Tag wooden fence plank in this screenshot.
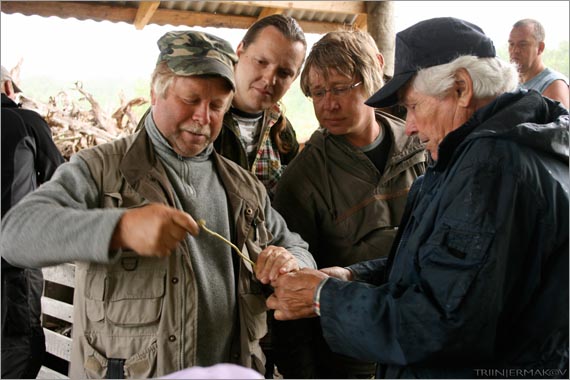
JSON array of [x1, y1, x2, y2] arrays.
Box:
[[37, 365, 69, 379], [40, 263, 75, 378], [43, 328, 72, 362], [42, 263, 75, 287], [41, 297, 73, 323]]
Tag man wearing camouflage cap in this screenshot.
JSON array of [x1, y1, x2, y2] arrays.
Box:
[[1, 30, 315, 379]]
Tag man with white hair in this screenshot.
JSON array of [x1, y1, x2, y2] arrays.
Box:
[[267, 17, 569, 378]]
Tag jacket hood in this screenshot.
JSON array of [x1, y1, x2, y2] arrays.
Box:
[[1, 93, 17, 107], [437, 90, 569, 169]]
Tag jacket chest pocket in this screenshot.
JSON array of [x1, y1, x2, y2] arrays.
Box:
[[247, 208, 273, 246], [107, 270, 165, 326], [84, 267, 166, 326]]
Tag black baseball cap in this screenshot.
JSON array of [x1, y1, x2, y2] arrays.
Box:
[[366, 17, 496, 108]]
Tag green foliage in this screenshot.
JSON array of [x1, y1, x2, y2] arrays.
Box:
[[544, 40, 570, 78], [281, 77, 319, 143]]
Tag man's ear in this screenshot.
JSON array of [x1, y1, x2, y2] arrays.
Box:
[[2, 80, 15, 99], [454, 68, 474, 108], [150, 87, 157, 105], [236, 42, 245, 58], [537, 41, 545, 55]]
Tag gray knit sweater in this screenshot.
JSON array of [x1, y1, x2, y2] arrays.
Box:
[[146, 115, 236, 366]]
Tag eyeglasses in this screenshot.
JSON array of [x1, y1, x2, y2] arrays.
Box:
[[309, 81, 363, 101]]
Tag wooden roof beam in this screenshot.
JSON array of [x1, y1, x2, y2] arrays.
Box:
[[257, 7, 284, 21], [219, 1, 365, 15], [353, 13, 368, 31], [149, 7, 256, 30], [133, 1, 160, 30], [1, 1, 138, 24], [149, 8, 341, 34], [0, 1, 363, 34]]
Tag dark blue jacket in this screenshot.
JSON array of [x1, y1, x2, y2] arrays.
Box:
[[319, 90, 569, 378], [1, 94, 65, 216]]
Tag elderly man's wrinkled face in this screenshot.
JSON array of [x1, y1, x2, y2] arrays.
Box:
[[400, 84, 463, 161], [151, 76, 233, 157]]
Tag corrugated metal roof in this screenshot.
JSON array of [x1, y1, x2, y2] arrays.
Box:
[[1, 1, 368, 33], [150, 1, 361, 24]]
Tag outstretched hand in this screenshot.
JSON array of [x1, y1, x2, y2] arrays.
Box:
[[110, 203, 199, 257], [319, 266, 353, 281]]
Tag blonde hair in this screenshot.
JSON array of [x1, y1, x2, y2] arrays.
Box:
[[300, 29, 384, 98], [151, 62, 177, 99]]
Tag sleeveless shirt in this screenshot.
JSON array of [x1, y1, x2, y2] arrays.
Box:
[[521, 67, 569, 94]]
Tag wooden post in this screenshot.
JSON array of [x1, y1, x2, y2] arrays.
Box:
[[366, 1, 395, 77]]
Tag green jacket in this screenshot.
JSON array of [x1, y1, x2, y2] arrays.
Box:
[[214, 103, 299, 198], [271, 110, 427, 379], [273, 111, 427, 268]]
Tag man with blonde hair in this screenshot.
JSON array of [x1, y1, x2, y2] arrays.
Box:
[[271, 29, 426, 379]]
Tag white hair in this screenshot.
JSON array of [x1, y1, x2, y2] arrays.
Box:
[[151, 61, 177, 99], [412, 56, 519, 99]]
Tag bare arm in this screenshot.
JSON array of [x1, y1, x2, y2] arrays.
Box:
[[542, 79, 569, 109]]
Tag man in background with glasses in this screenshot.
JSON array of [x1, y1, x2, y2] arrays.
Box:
[[271, 30, 427, 379]]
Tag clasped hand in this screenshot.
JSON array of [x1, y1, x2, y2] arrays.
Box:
[[110, 204, 352, 321], [266, 266, 353, 320]]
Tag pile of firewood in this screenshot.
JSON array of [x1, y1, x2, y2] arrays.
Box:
[[19, 81, 148, 160]]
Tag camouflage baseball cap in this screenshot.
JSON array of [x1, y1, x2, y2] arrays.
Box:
[[157, 30, 237, 90]]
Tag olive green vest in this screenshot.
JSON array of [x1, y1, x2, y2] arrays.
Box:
[[69, 128, 269, 378]]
